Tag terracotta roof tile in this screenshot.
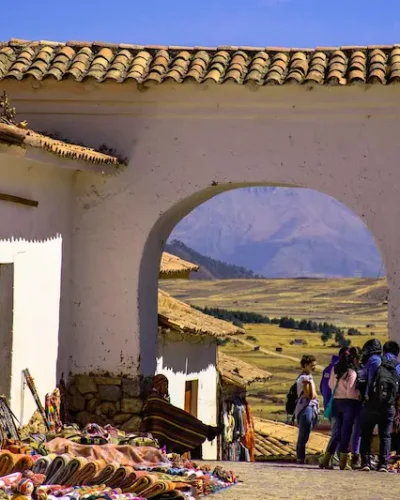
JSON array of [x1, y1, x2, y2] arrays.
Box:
[[2, 39, 400, 86], [254, 418, 329, 461]]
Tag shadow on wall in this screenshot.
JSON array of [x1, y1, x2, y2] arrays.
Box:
[[158, 337, 217, 375]]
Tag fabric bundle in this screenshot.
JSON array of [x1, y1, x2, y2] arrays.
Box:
[[67, 459, 106, 486], [0, 451, 18, 476], [13, 455, 34, 473], [88, 464, 117, 486], [127, 474, 157, 495], [45, 438, 170, 468], [61, 457, 89, 486], [120, 470, 149, 491], [106, 466, 129, 489], [141, 394, 210, 453], [45, 454, 71, 484], [140, 479, 176, 499], [33, 456, 53, 475]]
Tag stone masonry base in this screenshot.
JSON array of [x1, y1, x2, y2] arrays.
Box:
[[67, 375, 147, 432]]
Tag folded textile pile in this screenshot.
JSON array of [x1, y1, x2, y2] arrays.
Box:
[[45, 439, 170, 469]]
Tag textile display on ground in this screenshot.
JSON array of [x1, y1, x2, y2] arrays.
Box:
[[0, 438, 238, 500], [0, 376, 238, 500]]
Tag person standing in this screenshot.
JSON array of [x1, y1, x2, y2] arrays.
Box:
[[359, 339, 399, 472], [295, 354, 319, 464], [383, 342, 400, 458], [319, 348, 360, 470], [320, 354, 339, 410]]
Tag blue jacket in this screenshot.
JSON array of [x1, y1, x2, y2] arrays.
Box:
[[320, 355, 339, 408], [359, 353, 400, 396]]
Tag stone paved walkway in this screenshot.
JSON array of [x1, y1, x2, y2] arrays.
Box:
[[212, 462, 398, 499]]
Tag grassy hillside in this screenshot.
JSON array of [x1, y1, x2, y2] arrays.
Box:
[[165, 240, 260, 279], [160, 278, 388, 420]]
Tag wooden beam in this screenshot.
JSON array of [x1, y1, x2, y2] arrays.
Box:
[[0, 193, 38, 207]]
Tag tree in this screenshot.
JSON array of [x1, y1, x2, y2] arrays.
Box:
[[321, 331, 332, 343]]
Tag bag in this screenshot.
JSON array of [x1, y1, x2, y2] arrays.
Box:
[[323, 381, 338, 420], [286, 378, 300, 415], [369, 357, 399, 408]]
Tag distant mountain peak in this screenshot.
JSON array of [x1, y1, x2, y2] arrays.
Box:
[[168, 187, 383, 279]]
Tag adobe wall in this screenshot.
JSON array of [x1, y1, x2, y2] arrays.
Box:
[[1, 80, 398, 385], [157, 331, 218, 459], [0, 154, 74, 422]]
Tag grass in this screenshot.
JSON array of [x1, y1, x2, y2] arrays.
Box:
[[160, 278, 389, 420]]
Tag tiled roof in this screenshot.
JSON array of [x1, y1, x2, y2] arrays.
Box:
[[254, 418, 329, 460], [1, 39, 400, 86], [158, 289, 244, 337], [0, 92, 124, 166], [159, 252, 199, 279]]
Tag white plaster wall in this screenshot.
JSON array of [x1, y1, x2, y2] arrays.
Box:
[[3, 81, 400, 380], [156, 335, 218, 460], [0, 156, 73, 423]]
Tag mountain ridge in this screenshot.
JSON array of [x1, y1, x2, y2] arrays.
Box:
[[168, 187, 383, 278]]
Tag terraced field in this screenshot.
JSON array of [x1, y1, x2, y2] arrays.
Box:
[[160, 278, 388, 419]]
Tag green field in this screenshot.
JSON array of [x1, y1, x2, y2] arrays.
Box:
[[161, 278, 389, 420]]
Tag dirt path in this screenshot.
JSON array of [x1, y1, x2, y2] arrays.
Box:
[[240, 339, 323, 370], [213, 462, 398, 499]]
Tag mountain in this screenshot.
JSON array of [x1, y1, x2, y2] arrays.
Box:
[[168, 187, 384, 278], [165, 240, 259, 279]]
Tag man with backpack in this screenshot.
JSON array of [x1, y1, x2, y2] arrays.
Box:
[[286, 354, 319, 464], [358, 339, 400, 472]]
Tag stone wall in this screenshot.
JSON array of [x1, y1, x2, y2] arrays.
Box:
[[67, 375, 146, 432]]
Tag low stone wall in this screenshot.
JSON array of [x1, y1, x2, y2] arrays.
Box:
[[67, 375, 146, 432]]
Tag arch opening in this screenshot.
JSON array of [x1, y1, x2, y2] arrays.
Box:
[[140, 183, 388, 462]]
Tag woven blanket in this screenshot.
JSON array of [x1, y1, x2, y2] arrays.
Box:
[[12, 455, 34, 473], [0, 451, 34, 475], [32, 456, 53, 475], [142, 393, 209, 453], [45, 438, 170, 467], [120, 470, 149, 491], [67, 459, 106, 485], [140, 479, 176, 499], [88, 464, 117, 486], [45, 454, 71, 484], [61, 457, 88, 486], [106, 466, 129, 488]]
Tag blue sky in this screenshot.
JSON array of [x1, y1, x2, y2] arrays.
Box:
[[3, 0, 400, 47]]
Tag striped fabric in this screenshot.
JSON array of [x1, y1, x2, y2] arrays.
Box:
[[142, 393, 210, 454]]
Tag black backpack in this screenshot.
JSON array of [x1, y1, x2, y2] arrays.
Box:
[[369, 357, 399, 408], [286, 378, 300, 415]]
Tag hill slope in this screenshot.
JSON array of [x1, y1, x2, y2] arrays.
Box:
[[165, 240, 259, 279], [169, 187, 383, 278]]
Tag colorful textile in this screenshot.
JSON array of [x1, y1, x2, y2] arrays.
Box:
[[88, 464, 117, 486], [45, 439, 170, 468], [33, 456, 53, 475], [46, 455, 72, 484], [141, 393, 210, 453], [67, 459, 106, 486], [241, 402, 255, 462], [45, 389, 62, 433]]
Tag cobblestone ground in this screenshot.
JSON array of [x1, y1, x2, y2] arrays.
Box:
[[212, 462, 398, 499]]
